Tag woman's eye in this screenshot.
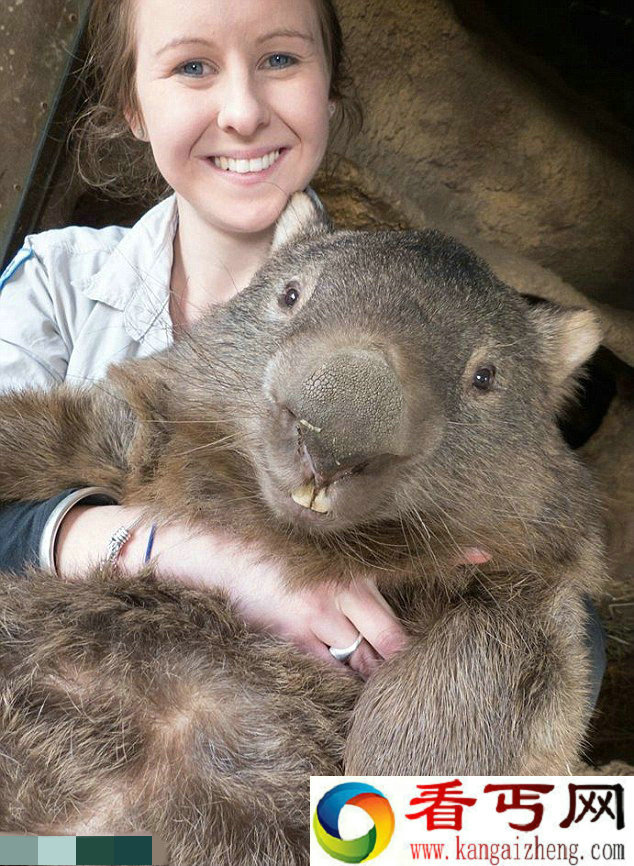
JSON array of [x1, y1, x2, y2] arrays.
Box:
[[265, 53, 296, 70], [178, 60, 207, 77]]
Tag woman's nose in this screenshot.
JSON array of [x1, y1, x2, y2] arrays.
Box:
[[216, 69, 270, 137]]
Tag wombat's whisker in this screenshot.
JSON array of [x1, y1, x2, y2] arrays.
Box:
[[396, 493, 449, 576], [348, 528, 412, 572], [397, 494, 433, 543], [173, 435, 246, 458], [396, 510, 417, 564], [354, 529, 413, 557], [398, 505, 433, 551], [218, 494, 264, 507], [162, 335, 258, 403], [495, 505, 579, 533], [446, 419, 525, 429], [137, 418, 243, 425], [430, 481, 536, 547], [329, 531, 377, 571], [409, 473, 478, 543]]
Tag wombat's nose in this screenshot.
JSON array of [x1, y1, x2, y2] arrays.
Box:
[[282, 348, 405, 477]]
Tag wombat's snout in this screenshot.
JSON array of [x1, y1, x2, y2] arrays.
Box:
[[273, 347, 405, 489]]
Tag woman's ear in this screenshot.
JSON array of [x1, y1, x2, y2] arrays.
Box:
[[124, 106, 147, 141], [271, 190, 332, 252]]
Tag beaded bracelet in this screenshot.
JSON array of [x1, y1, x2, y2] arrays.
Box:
[[105, 516, 143, 562], [106, 519, 158, 566]]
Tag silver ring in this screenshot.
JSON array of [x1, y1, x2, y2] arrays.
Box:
[[328, 632, 363, 663]]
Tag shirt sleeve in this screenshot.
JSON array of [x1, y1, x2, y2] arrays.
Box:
[[0, 493, 76, 573], [0, 241, 70, 391], [0, 490, 118, 575]]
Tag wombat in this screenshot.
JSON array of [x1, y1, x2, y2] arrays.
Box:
[[0, 193, 605, 865]]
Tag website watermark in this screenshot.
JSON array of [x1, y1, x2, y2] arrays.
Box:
[[310, 776, 630, 865]]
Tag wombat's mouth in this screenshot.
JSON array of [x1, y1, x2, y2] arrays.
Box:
[[290, 478, 332, 514], [256, 451, 399, 535], [255, 463, 350, 532], [289, 456, 369, 515], [277, 476, 341, 528]]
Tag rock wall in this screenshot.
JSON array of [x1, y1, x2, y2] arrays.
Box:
[[0, 0, 88, 263], [333, 0, 634, 308]]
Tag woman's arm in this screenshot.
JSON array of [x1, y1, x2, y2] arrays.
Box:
[[0, 242, 69, 391], [0, 490, 118, 573], [0, 247, 97, 574], [55, 503, 408, 679]]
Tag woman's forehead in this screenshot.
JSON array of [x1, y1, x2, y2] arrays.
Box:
[[131, 0, 321, 53]]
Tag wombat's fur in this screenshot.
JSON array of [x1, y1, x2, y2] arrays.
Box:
[[0, 194, 605, 864]]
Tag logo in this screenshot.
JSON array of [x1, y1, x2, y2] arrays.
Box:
[[313, 781, 395, 862]]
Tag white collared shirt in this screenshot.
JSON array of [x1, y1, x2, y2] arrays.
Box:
[[0, 194, 179, 391]]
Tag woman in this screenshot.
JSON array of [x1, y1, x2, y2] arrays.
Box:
[[0, 0, 408, 679]]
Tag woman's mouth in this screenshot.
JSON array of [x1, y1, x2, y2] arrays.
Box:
[[211, 148, 284, 175]]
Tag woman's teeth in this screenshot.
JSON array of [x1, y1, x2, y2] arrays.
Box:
[[213, 149, 281, 174]]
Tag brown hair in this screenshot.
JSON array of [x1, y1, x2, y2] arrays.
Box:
[[73, 0, 362, 202]]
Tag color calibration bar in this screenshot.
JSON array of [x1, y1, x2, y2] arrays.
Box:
[[0, 835, 167, 865]]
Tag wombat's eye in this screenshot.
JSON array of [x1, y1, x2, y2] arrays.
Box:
[[279, 280, 301, 308], [473, 365, 496, 391]]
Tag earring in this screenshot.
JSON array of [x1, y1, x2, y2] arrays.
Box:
[[328, 102, 336, 117], [136, 124, 146, 140]]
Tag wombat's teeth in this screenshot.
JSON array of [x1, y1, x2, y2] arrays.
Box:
[[311, 487, 331, 513], [291, 482, 315, 509], [290, 481, 331, 513]]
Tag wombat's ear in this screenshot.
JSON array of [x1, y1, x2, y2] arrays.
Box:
[[271, 189, 332, 252], [528, 303, 602, 391]]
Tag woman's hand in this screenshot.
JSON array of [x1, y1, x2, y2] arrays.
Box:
[[54, 504, 408, 679], [141, 515, 409, 680], [219, 566, 409, 680]]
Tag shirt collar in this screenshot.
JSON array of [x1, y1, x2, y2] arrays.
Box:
[[83, 194, 178, 341], [82, 186, 324, 342]]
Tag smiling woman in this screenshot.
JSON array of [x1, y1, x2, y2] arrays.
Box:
[[74, 0, 360, 203], [128, 0, 332, 247]]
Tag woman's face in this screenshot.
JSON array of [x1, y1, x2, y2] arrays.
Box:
[[129, 0, 332, 237]]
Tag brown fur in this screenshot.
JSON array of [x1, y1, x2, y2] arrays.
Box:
[[0, 193, 606, 863]]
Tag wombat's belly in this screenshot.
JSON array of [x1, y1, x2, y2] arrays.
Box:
[[0, 567, 354, 859]]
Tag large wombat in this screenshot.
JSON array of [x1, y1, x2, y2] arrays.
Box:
[[0, 194, 605, 864]]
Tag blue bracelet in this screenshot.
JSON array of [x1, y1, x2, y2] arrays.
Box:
[[144, 523, 158, 564]]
